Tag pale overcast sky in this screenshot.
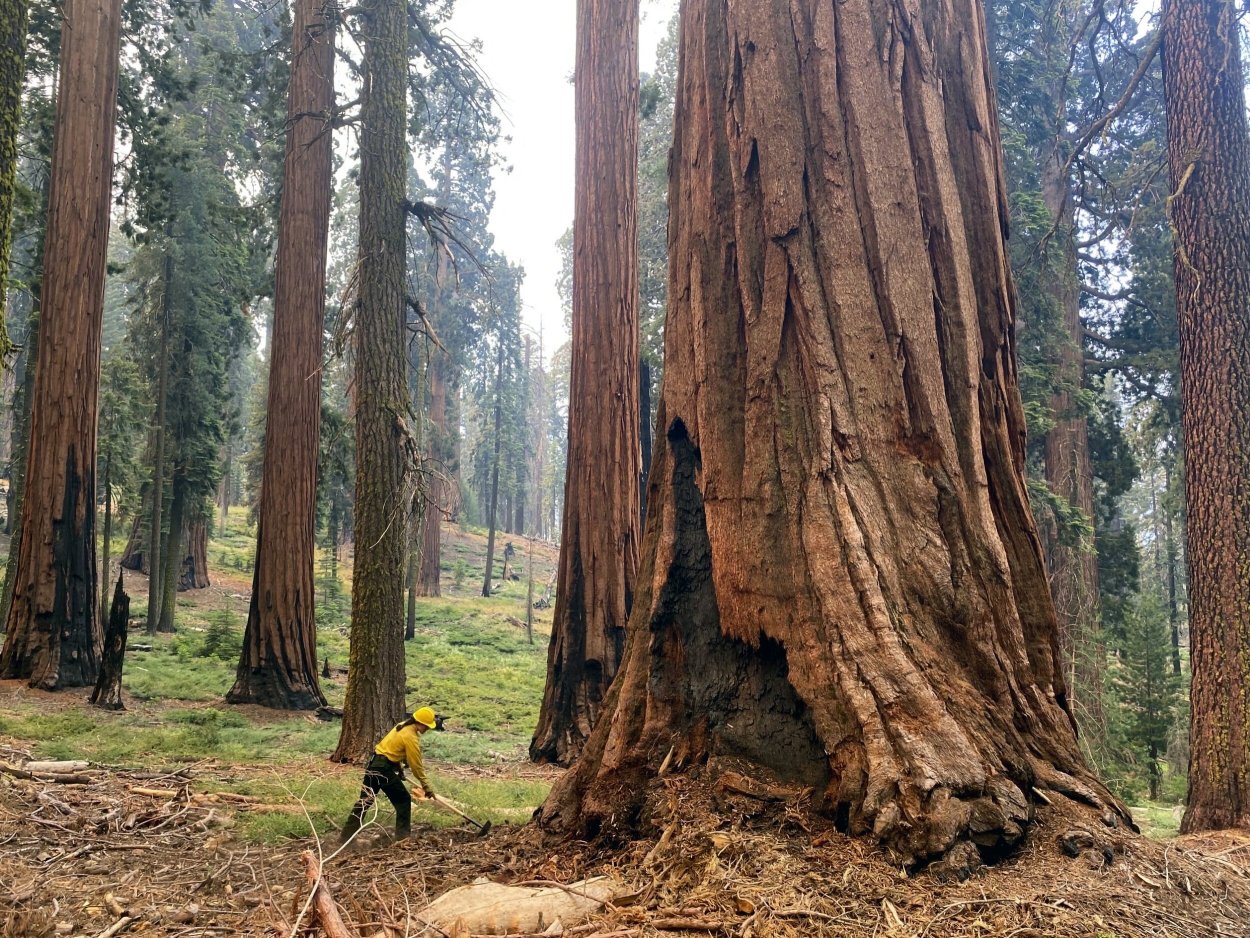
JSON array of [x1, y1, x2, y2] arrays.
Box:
[[445, 0, 679, 354]]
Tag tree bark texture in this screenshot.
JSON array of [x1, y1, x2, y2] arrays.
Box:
[[177, 515, 209, 591], [531, 0, 641, 765], [540, 0, 1125, 864], [1038, 149, 1104, 745], [99, 455, 112, 625], [417, 354, 448, 596], [89, 573, 128, 711], [119, 510, 148, 575], [147, 254, 171, 635], [156, 480, 184, 633], [333, 0, 408, 761], [0, 0, 29, 324], [0, 0, 122, 688], [1161, 0, 1250, 834], [0, 308, 37, 632], [228, 0, 333, 710]]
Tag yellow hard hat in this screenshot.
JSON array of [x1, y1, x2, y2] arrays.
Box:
[[412, 707, 437, 728]]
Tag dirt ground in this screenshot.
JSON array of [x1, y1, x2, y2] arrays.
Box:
[[4, 748, 1250, 938]]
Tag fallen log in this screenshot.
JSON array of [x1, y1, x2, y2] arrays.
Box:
[[24, 760, 91, 774], [0, 761, 95, 784], [416, 877, 619, 936], [301, 851, 357, 938]]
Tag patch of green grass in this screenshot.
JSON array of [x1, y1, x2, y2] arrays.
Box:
[[1131, 801, 1183, 839]]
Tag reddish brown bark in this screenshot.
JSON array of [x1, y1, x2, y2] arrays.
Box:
[[0, 0, 122, 688], [228, 0, 333, 710], [119, 511, 149, 575], [540, 0, 1125, 864], [1161, 0, 1250, 834], [177, 515, 209, 592], [531, 0, 641, 765]]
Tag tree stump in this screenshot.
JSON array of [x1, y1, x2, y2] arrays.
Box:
[[90, 572, 129, 710]]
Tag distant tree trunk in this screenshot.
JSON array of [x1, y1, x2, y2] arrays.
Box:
[[639, 358, 652, 528], [177, 515, 209, 591], [1162, 0, 1250, 835], [147, 251, 172, 635], [89, 573, 128, 710], [228, 0, 333, 711], [417, 355, 447, 596], [482, 342, 505, 598], [333, 0, 408, 761], [99, 453, 112, 626], [540, 0, 1126, 864], [1164, 461, 1182, 677], [1038, 147, 1105, 746], [531, 0, 640, 764], [405, 530, 417, 640], [0, 0, 29, 334], [219, 441, 232, 536], [0, 0, 122, 689], [156, 480, 185, 634], [119, 508, 148, 574]]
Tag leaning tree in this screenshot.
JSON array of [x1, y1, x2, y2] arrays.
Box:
[[1160, 0, 1250, 834], [539, 0, 1126, 866], [0, 0, 123, 687]]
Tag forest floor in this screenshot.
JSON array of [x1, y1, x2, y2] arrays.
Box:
[[1, 519, 1244, 937]]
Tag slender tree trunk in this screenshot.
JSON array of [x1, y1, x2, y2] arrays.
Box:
[[639, 357, 652, 529], [482, 342, 505, 598], [219, 441, 232, 537], [1164, 461, 1182, 677], [417, 354, 447, 596], [147, 252, 172, 635], [0, 0, 122, 688], [156, 480, 184, 634], [99, 454, 112, 627], [531, 0, 641, 765], [228, 0, 333, 710], [0, 306, 37, 631], [1161, 0, 1250, 834], [333, 0, 409, 761], [0, 0, 30, 344], [1039, 146, 1104, 747], [540, 0, 1126, 864]]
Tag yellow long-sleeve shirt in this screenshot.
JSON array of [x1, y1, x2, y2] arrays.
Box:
[[375, 722, 434, 795]]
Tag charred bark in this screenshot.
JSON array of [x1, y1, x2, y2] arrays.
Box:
[[540, 0, 1125, 864], [119, 509, 148, 574], [0, 0, 121, 688], [333, 0, 408, 759], [89, 573, 128, 711], [1161, 0, 1250, 834], [531, 0, 641, 765]]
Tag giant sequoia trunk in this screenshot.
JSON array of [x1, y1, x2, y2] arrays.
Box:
[[332, 0, 408, 761], [0, 0, 121, 688], [177, 515, 209, 591], [531, 0, 641, 765], [228, 0, 333, 710], [1161, 0, 1250, 834], [1038, 149, 1104, 743], [540, 0, 1125, 865]]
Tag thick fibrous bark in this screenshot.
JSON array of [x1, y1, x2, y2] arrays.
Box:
[[0, 0, 121, 688], [1161, 0, 1250, 834], [540, 0, 1125, 864], [531, 0, 641, 765], [90, 573, 128, 710], [228, 0, 333, 710], [1039, 150, 1104, 741], [177, 516, 209, 591], [333, 0, 408, 761]]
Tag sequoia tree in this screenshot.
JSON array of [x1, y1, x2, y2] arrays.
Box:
[[531, 0, 641, 765], [0, 0, 123, 687], [1161, 0, 1250, 834], [0, 0, 29, 355], [540, 0, 1126, 865], [227, 0, 335, 710], [333, 0, 409, 761]]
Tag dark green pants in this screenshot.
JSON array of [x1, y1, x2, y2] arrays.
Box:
[[342, 755, 411, 839]]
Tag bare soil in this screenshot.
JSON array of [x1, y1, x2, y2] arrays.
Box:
[[3, 755, 1248, 938]]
